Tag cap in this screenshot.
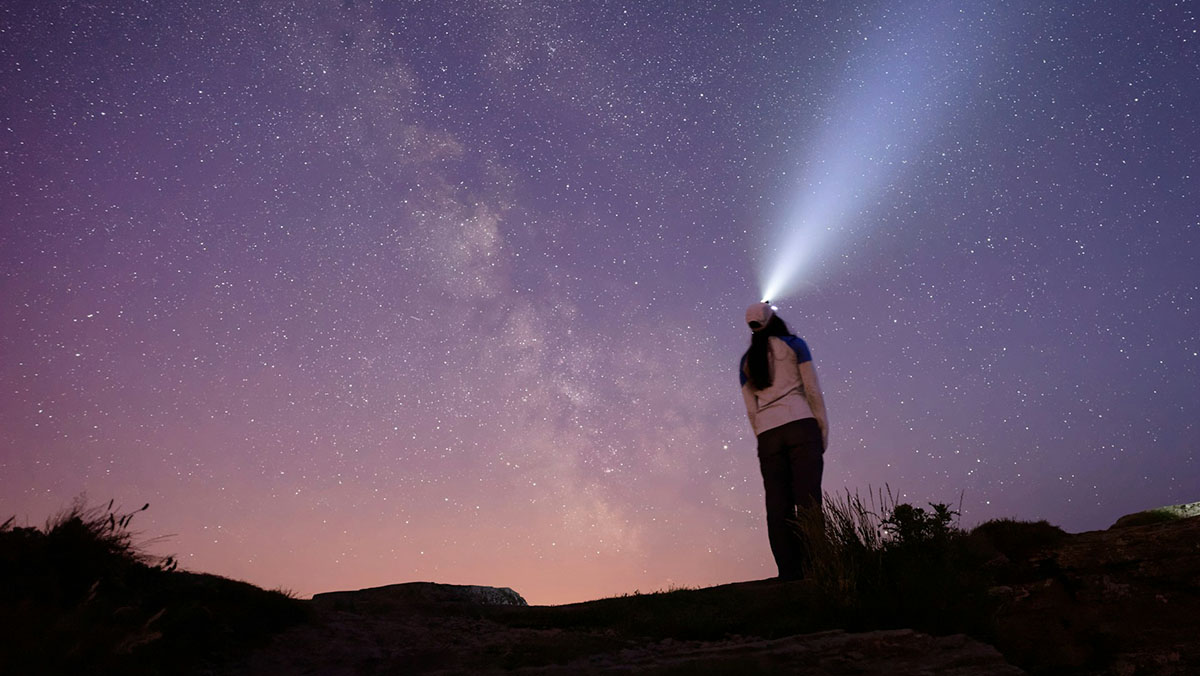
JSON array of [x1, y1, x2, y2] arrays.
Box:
[[745, 301, 775, 331]]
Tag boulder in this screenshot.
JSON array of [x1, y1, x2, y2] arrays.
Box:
[[1110, 501, 1200, 529], [314, 581, 527, 614]]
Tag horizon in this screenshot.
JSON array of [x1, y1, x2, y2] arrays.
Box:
[[2, 0, 1196, 605]]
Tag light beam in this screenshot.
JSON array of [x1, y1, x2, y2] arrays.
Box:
[[759, 2, 995, 302]]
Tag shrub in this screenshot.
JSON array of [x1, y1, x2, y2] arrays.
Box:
[[795, 488, 994, 636], [882, 501, 959, 546], [967, 518, 1068, 573]]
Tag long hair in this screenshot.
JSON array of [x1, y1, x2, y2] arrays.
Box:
[[743, 315, 793, 390]]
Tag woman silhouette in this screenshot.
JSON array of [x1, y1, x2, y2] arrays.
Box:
[[739, 302, 829, 580]]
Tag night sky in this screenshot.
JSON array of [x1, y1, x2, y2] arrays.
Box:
[[2, 1, 1196, 605]]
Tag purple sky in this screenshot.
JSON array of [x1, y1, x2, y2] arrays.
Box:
[[2, 1, 1197, 605]]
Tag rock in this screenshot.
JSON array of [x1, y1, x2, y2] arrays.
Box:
[[515, 628, 1025, 675], [240, 615, 1023, 676], [1111, 501, 1200, 529], [993, 515, 1200, 674], [314, 581, 528, 612]]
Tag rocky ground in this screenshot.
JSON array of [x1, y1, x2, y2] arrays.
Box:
[[234, 583, 1021, 675], [228, 513, 1200, 675], [991, 514, 1200, 675]]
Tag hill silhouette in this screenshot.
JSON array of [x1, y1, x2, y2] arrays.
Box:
[[0, 499, 307, 675]]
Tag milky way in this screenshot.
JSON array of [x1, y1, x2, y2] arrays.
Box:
[[2, 1, 1197, 604]]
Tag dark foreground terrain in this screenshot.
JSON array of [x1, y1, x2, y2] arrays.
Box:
[[4, 504, 1198, 675], [234, 512, 1200, 675]]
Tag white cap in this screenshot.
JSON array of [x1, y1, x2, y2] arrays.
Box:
[[745, 301, 775, 331]]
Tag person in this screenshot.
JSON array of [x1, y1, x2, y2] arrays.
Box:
[[739, 301, 829, 580]]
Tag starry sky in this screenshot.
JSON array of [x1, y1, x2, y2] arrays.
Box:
[[2, 1, 1197, 605]]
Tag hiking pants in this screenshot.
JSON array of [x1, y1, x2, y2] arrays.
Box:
[[756, 417, 824, 579]]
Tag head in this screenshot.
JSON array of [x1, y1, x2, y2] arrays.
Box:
[[742, 302, 793, 390], [745, 301, 774, 332]]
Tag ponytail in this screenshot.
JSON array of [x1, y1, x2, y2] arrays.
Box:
[[743, 315, 793, 390]]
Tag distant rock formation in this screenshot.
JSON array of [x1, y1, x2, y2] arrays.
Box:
[[314, 581, 527, 612], [1110, 501, 1200, 528]]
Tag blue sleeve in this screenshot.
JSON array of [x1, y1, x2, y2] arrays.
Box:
[[781, 335, 812, 364], [738, 354, 748, 387]]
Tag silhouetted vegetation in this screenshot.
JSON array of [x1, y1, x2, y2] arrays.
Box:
[[0, 498, 307, 676], [798, 488, 994, 636], [500, 489, 1071, 653], [967, 517, 1068, 566]]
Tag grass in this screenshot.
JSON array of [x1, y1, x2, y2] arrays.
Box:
[[0, 497, 308, 676], [499, 487, 1070, 652], [795, 487, 997, 636], [797, 488, 1077, 641]]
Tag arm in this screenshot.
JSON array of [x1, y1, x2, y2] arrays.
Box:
[[798, 360, 829, 450]]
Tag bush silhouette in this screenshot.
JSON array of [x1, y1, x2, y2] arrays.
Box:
[[0, 498, 306, 676], [795, 488, 996, 636]]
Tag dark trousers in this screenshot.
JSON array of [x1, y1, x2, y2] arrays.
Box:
[[757, 418, 824, 579]]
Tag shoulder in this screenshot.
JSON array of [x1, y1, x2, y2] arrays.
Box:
[[779, 335, 812, 363]]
